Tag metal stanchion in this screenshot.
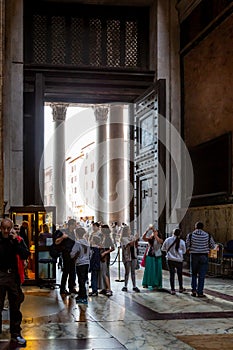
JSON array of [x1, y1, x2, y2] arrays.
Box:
[[115, 246, 124, 282]]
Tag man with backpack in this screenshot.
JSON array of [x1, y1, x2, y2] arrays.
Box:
[[52, 222, 76, 296], [186, 222, 215, 298]]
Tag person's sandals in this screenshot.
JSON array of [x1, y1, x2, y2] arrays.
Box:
[[60, 289, 71, 296], [99, 289, 106, 295], [133, 287, 140, 292], [106, 290, 113, 296], [122, 286, 128, 292]]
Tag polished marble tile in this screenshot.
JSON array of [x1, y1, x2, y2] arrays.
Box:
[[20, 321, 114, 340], [0, 338, 126, 350], [100, 320, 194, 350], [1, 265, 233, 349], [154, 317, 233, 335]]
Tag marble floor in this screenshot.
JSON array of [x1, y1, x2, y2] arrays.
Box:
[[1, 262, 233, 350]]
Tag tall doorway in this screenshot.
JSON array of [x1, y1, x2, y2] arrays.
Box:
[[43, 103, 133, 227], [23, 1, 166, 234]]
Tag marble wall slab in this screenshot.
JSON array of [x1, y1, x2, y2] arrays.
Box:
[[180, 204, 233, 243]]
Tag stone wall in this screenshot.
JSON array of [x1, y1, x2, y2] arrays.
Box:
[[180, 204, 233, 244], [183, 13, 233, 148], [181, 13, 233, 243]]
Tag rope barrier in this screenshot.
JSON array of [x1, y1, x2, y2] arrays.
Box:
[[110, 247, 119, 266], [115, 246, 125, 282]]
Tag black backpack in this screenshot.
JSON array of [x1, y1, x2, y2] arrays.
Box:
[[49, 229, 75, 259], [49, 243, 62, 259]]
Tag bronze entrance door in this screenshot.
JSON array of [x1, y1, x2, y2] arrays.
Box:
[[133, 80, 166, 238]]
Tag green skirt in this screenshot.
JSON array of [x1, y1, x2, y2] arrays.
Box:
[[142, 255, 162, 288]]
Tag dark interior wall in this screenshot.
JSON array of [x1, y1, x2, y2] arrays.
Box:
[[180, 9, 233, 240], [183, 13, 233, 149], [189, 133, 232, 200], [183, 14, 233, 200]]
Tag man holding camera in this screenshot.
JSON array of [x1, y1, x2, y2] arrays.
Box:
[[0, 218, 30, 347]]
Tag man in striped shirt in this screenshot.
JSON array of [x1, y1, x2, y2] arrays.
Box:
[[186, 222, 215, 297]]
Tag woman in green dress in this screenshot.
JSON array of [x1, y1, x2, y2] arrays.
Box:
[[142, 226, 163, 289]]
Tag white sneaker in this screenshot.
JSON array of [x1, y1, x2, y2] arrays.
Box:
[[11, 334, 27, 347]]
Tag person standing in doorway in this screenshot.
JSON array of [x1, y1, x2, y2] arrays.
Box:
[[89, 222, 102, 245], [141, 226, 163, 290], [13, 224, 20, 234], [0, 218, 30, 347], [38, 223, 52, 246], [186, 222, 215, 297], [19, 221, 29, 248], [56, 219, 77, 295], [89, 235, 101, 297], [120, 225, 140, 292], [99, 225, 115, 296], [162, 228, 186, 295], [19, 221, 30, 279], [71, 227, 90, 304]]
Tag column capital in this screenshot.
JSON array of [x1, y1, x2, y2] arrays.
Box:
[[93, 105, 109, 123], [50, 103, 69, 122]]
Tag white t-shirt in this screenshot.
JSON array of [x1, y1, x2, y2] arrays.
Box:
[[161, 236, 186, 262]]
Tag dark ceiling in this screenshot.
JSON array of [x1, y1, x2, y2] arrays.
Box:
[[25, 67, 155, 104], [25, 0, 155, 103], [41, 0, 154, 6]]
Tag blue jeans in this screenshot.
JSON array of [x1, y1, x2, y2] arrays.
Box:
[[91, 269, 99, 293], [190, 254, 208, 295], [76, 264, 89, 298]]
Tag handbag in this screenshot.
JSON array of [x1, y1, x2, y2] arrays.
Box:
[[140, 247, 148, 267], [167, 239, 177, 253]]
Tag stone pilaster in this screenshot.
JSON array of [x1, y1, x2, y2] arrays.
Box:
[[0, 0, 4, 216], [3, 0, 24, 210], [50, 103, 68, 225], [157, 0, 182, 231]]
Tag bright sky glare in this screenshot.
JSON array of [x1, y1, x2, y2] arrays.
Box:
[[44, 106, 96, 168]]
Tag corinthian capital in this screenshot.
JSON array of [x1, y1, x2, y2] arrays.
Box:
[[50, 103, 69, 122], [93, 105, 109, 124]]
